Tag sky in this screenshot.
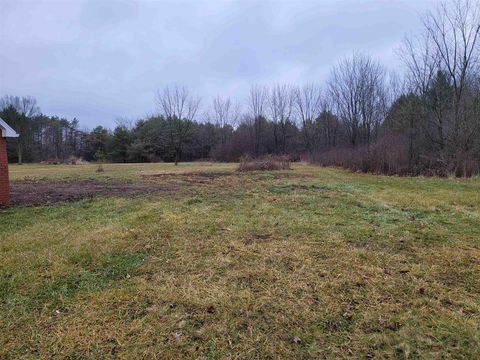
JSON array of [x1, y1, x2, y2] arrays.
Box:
[[0, 0, 436, 129]]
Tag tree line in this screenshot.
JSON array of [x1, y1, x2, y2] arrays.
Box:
[[1, 0, 479, 176]]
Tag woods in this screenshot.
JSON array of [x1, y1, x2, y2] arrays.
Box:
[[1, 0, 479, 176]]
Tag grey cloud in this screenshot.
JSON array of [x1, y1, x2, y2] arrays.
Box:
[[0, 0, 436, 128]]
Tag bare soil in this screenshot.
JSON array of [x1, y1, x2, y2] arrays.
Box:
[[142, 172, 235, 184], [10, 179, 170, 207], [8, 170, 308, 207]]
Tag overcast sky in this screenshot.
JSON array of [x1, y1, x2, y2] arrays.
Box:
[[1, 0, 436, 129]]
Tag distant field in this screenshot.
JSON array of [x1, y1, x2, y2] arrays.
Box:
[[8, 162, 236, 181], [1, 163, 479, 358]]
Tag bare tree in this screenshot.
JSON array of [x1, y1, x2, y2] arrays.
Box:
[[0, 95, 40, 118], [398, 32, 440, 95], [316, 92, 341, 147], [400, 0, 480, 172], [269, 84, 295, 153], [294, 83, 322, 154], [425, 0, 480, 154], [157, 84, 200, 122], [211, 96, 240, 144], [328, 54, 386, 146], [248, 84, 269, 155], [0, 95, 41, 164], [156, 85, 201, 165]]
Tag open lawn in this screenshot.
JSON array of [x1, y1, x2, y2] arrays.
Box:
[[1, 163, 479, 358]]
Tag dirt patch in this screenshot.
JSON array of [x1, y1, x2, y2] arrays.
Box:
[[10, 179, 173, 207], [243, 232, 273, 245], [143, 172, 235, 184], [7, 170, 310, 208], [144, 171, 309, 183]]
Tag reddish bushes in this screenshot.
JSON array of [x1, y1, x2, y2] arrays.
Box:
[[312, 135, 411, 175], [311, 134, 480, 177], [237, 155, 291, 172]]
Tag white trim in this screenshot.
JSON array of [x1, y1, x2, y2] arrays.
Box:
[[0, 117, 19, 138]]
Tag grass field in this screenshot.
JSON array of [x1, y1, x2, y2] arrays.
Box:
[[1, 162, 479, 359]]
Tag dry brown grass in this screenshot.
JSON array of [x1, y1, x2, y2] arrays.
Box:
[[1, 163, 479, 358], [237, 154, 291, 172]]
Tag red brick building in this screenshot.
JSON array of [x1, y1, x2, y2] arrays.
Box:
[[0, 118, 19, 207]]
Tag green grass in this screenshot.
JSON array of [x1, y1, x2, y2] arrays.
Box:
[[1, 163, 479, 358]]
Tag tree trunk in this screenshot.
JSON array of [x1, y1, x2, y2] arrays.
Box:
[[174, 149, 179, 166], [17, 140, 23, 165]]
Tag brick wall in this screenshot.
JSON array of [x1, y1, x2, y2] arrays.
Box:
[[0, 137, 10, 206]]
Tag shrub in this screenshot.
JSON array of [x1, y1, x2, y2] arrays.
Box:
[[310, 134, 480, 177], [66, 156, 89, 165], [237, 155, 291, 172]]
